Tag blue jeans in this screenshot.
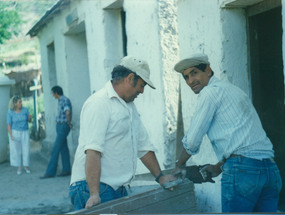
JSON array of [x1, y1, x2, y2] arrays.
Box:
[[221, 156, 282, 212], [45, 123, 71, 176], [69, 180, 128, 211]]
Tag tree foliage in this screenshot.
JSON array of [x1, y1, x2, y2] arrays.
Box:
[[0, 1, 22, 44]]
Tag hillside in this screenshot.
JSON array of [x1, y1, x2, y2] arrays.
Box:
[[0, 0, 58, 73]]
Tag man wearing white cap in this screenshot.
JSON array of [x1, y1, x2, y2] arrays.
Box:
[[69, 56, 176, 210], [173, 53, 281, 212]]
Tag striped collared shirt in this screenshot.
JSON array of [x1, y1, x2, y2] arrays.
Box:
[[182, 76, 274, 161]]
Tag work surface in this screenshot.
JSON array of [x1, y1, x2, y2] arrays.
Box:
[[69, 179, 197, 214]]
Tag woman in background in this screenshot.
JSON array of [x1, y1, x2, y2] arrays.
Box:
[[7, 96, 32, 175]]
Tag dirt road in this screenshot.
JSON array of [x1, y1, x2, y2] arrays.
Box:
[[0, 141, 73, 214]]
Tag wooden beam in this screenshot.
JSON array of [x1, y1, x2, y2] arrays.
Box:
[[68, 179, 197, 214], [247, 0, 281, 16], [221, 0, 265, 8]]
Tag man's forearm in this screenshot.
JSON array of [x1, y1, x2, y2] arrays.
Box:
[[140, 151, 162, 178], [65, 110, 73, 128], [176, 147, 191, 167], [85, 150, 101, 196], [7, 125, 12, 138]]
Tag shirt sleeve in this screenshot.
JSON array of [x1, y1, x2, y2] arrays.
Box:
[[63, 98, 71, 112], [183, 86, 220, 155], [7, 110, 12, 125], [81, 98, 110, 154], [24, 107, 29, 117]]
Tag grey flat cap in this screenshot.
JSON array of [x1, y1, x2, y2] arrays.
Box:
[[174, 53, 210, 73]]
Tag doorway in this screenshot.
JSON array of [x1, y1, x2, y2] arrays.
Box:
[[248, 4, 284, 208]]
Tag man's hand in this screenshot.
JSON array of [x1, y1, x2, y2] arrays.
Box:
[[159, 174, 177, 185], [85, 193, 101, 209], [184, 165, 215, 183], [159, 174, 178, 190], [199, 163, 222, 179], [172, 166, 187, 179]]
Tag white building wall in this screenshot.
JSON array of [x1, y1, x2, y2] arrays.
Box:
[[37, 0, 180, 175], [123, 0, 168, 173], [84, 0, 111, 92], [38, 1, 93, 156], [157, 0, 180, 169]]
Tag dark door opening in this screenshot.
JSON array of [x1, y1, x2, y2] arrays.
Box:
[[249, 6, 284, 208]]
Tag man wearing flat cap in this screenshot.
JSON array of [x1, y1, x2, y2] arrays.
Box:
[[69, 56, 176, 210], [173, 53, 281, 212]]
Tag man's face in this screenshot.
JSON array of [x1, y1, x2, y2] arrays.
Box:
[[123, 75, 146, 103], [52, 91, 59, 99], [182, 65, 211, 94]]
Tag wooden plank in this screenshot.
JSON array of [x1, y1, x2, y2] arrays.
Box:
[[221, 0, 265, 8], [127, 191, 197, 213], [247, 0, 281, 17], [69, 179, 197, 214]]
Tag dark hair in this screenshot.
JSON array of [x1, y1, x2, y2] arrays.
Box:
[[51, 86, 63, 95], [111, 65, 140, 87], [13, 95, 21, 103], [9, 95, 21, 110], [195, 63, 214, 75]]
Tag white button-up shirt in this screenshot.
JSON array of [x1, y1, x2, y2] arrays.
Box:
[[183, 76, 274, 161], [70, 81, 156, 190]]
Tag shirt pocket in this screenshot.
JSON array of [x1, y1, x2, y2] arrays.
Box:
[[109, 109, 130, 136]]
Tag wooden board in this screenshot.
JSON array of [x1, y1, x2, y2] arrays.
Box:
[[69, 179, 197, 214]]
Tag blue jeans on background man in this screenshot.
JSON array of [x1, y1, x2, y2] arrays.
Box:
[[45, 123, 71, 176], [69, 180, 128, 211], [221, 156, 282, 212]]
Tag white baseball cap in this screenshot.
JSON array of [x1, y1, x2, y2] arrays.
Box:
[[120, 56, 155, 89]]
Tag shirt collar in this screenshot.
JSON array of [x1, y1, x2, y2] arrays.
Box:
[[106, 81, 121, 99], [207, 75, 219, 86], [106, 81, 132, 108], [58, 95, 64, 101]]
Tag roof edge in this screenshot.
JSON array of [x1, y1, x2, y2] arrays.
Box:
[[27, 0, 70, 37]]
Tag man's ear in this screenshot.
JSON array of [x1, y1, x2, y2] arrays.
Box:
[[127, 73, 134, 83], [205, 65, 212, 76]]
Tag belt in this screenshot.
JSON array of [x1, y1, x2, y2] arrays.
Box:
[[57, 122, 67, 124], [228, 154, 244, 159], [227, 154, 274, 162]]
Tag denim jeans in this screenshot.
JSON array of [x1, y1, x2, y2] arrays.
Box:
[[69, 180, 128, 211], [221, 156, 282, 212], [45, 123, 71, 176]]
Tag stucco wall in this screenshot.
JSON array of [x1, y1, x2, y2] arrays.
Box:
[[38, 1, 96, 156], [37, 0, 180, 175], [157, 0, 180, 169], [122, 0, 167, 173]]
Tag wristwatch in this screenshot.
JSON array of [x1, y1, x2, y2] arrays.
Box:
[[155, 172, 164, 183]]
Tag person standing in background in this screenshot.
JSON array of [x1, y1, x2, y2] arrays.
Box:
[[40, 86, 72, 179], [7, 95, 32, 175]]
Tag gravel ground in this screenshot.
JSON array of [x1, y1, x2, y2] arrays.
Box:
[[0, 140, 159, 214], [0, 140, 73, 214]]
